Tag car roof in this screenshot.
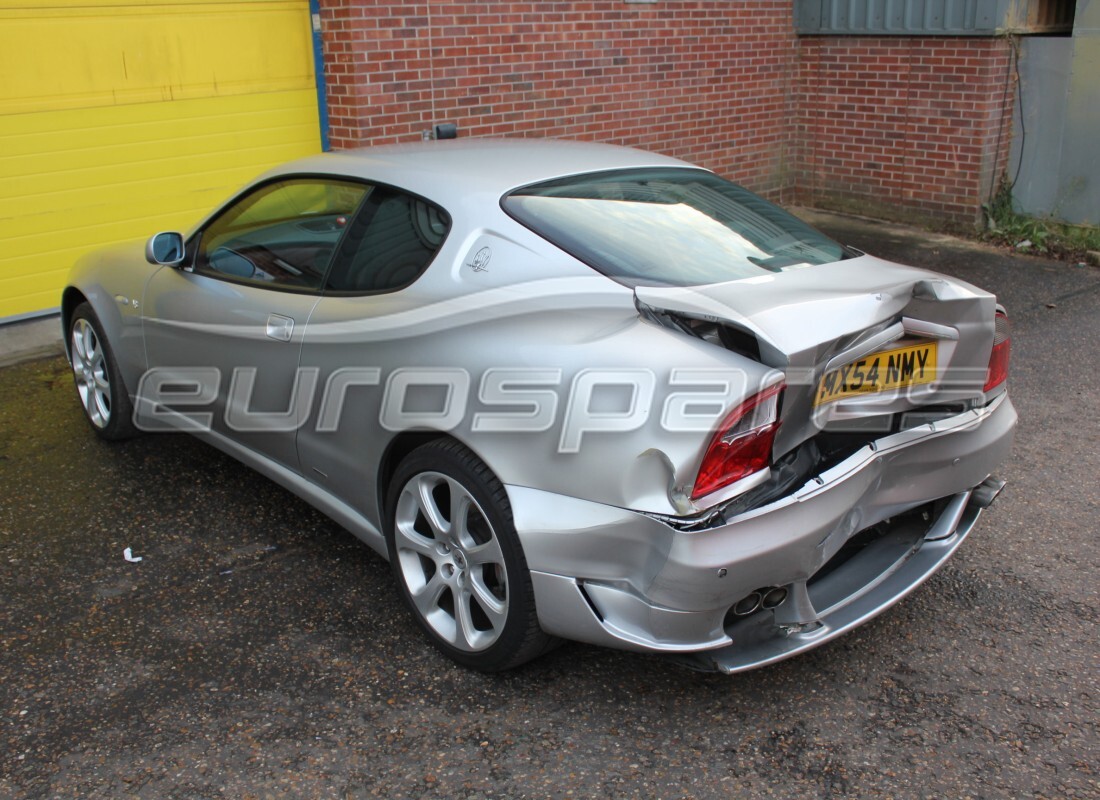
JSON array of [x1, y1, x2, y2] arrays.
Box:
[[260, 138, 705, 204]]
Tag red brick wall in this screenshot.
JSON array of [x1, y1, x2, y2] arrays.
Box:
[[319, 1, 799, 197], [795, 36, 1016, 226], [319, 3, 1017, 226]]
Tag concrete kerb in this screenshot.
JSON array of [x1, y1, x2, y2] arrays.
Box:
[[0, 315, 65, 369]]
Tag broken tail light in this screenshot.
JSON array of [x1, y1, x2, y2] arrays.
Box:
[[691, 383, 784, 502], [983, 311, 1011, 393]]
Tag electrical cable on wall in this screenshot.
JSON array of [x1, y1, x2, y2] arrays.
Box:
[[989, 33, 1018, 205], [1009, 36, 1026, 191]]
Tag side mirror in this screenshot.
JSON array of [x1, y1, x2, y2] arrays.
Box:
[[145, 232, 186, 266]]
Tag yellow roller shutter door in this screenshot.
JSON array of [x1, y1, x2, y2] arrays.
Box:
[[0, 0, 323, 320]]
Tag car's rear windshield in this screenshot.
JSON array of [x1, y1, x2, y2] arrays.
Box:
[[502, 168, 850, 288]]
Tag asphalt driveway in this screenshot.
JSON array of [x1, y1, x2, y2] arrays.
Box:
[[1, 212, 1097, 798]]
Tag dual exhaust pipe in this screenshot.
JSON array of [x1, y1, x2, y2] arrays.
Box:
[[728, 477, 1007, 620], [731, 585, 789, 617]]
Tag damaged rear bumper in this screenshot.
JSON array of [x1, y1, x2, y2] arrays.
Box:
[[507, 392, 1016, 670], [681, 484, 991, 673]]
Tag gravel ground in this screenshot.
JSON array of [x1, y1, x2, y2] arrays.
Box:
[[1, 213, 1097, 798]]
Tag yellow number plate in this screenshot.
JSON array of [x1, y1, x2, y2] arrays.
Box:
[[815, 341, 938, 406]]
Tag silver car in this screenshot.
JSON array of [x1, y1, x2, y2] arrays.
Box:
[[64, 139, 1016, 673]]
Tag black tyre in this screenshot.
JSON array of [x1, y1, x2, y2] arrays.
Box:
[[68, 302, 138, 441], [385, 439, 557, 671]]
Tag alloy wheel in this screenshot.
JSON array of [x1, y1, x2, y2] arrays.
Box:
[[71, 317, 111, 428], [392, 471, 509, 652]]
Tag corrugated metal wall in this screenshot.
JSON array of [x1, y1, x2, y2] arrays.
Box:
[[795, 0, 1074, 35], [0, 0, 323, 321], [1010, 0, 1100, 225]]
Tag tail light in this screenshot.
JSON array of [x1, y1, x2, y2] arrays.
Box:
[[691, 383, 784, 501], [983, 311, 1011, 393]]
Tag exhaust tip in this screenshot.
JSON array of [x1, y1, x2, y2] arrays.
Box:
[[732, 592, 763, 616], [761, 586, 788, 609]]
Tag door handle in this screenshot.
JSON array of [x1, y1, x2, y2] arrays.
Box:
[[265, 313, 294, 342]]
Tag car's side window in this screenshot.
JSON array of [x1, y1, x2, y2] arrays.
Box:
[[325, 187, 451, 294], [192, 178, 371, 291]]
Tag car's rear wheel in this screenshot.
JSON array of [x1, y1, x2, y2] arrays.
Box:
[[385, 440, 556, 671], [69, 302, 137, 441]]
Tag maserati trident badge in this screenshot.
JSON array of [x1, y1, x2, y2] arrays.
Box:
[[467, 246, 491, 272]]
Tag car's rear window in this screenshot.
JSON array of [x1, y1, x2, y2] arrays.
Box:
[[502, 168, 850, 287]]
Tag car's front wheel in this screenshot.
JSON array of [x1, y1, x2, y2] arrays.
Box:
[[385, 440, 556, 671], [68, 302, 137, 441]]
